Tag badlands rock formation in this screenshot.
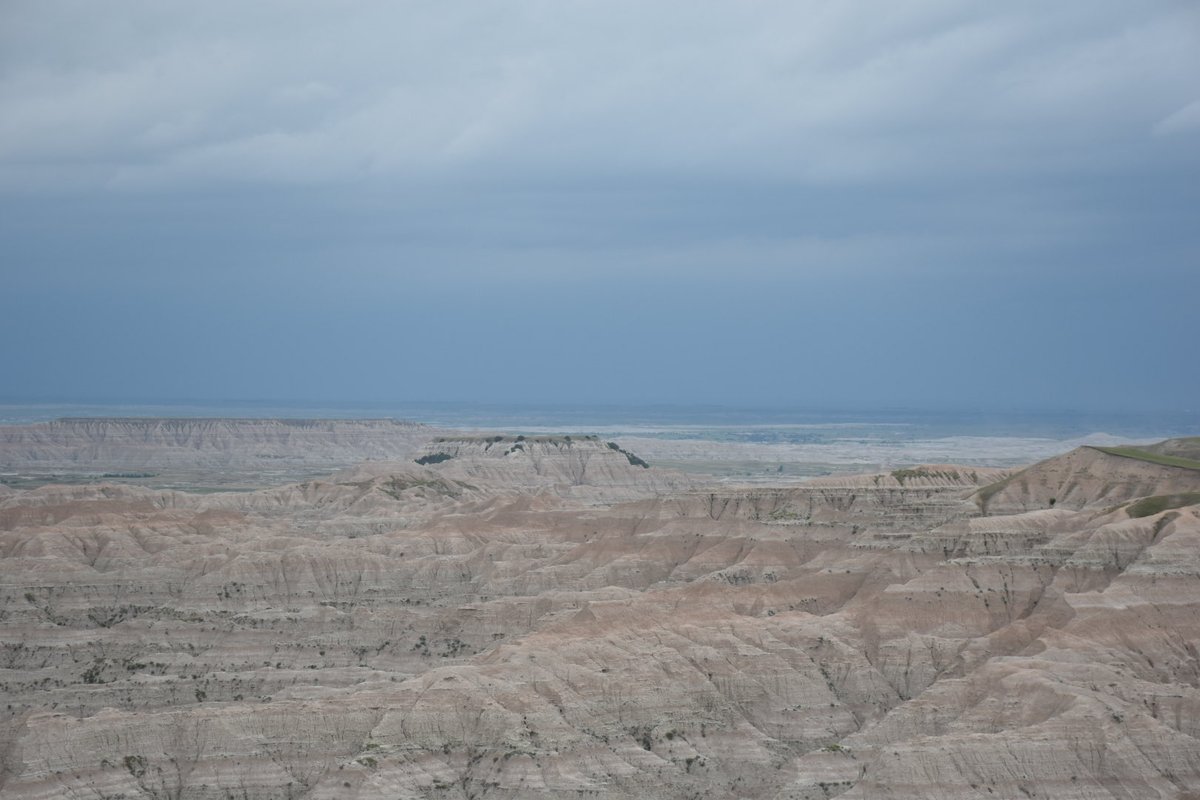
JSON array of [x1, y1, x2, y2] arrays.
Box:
[[0, 429, 1199, 799], [411, 436, 690, 501], [0, 418, 439, 489], [975, 444, 1200, 514]]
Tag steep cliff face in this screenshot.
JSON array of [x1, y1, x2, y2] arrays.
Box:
[[1, 440, 1199, 799]]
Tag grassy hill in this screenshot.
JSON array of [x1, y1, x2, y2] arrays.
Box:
[[1089, 443, 1200, 472]]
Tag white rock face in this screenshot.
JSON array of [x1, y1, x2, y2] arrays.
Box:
[[0, 433, 1198, 798]]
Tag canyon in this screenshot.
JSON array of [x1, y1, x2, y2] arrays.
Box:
[[1, 420, 1199, 798]]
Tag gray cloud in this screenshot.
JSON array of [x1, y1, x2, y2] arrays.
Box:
[[1, 2, 1198, 410], [2, 1, 1197, 190]]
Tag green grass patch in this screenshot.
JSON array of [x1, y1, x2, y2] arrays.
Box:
[[1090, 446, 1200, 472], [890, 467, 961, 486], [414, 452, 453, 466], [605, 441, 649, 468], [378, 476, 459, 500], [1125, 492, 1200, 518], [1142, 437, 1200, 461], [973, 471, 1021, 513]]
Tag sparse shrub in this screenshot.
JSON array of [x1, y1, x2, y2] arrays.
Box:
[[606, 442, 650, 468], [82, 660, 105, 684]]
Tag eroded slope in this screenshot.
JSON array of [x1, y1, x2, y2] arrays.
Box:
[[0, 442, 1198, 799]]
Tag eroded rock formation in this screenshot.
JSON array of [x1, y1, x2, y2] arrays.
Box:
[[0, 432, 1198, 798], [0, 418, 440, 489], [411, 435, 690, 500]]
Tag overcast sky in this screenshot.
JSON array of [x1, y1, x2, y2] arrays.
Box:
[[2, 1, 1197, 412]]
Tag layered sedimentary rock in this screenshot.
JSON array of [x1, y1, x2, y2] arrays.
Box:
[[0, 433, 1198, 799], [0, 418, 439, 488], [412, 435, 690, 500]]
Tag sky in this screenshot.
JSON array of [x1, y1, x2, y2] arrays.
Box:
[[1, 1, 1198, 412]]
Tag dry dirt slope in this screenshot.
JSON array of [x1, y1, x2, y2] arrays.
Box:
[[974, 440, 1200, 514], [0, 436, 1198, 798]]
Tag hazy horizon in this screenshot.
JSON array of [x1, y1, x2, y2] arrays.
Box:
[[2, 395, 1199, 415], [2, 398, 1196, 438]]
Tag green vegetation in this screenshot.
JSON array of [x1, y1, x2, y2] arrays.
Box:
[[439, 638, 469, 658], [414, 452, 453, 466], [891, 467, 961, 486], [1140, 437, 1200, 461], [1125, 492, 1200, 518], [81, 659, 107, 685], [1090, 446, 1200, 472], [974, 471, 1021, 514], [606, 441, 650, 468], [123, 755, 147, 778], [378, 476, 458, 499]]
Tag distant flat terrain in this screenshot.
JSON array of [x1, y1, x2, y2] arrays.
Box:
[[0, 417, 441, 490]]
